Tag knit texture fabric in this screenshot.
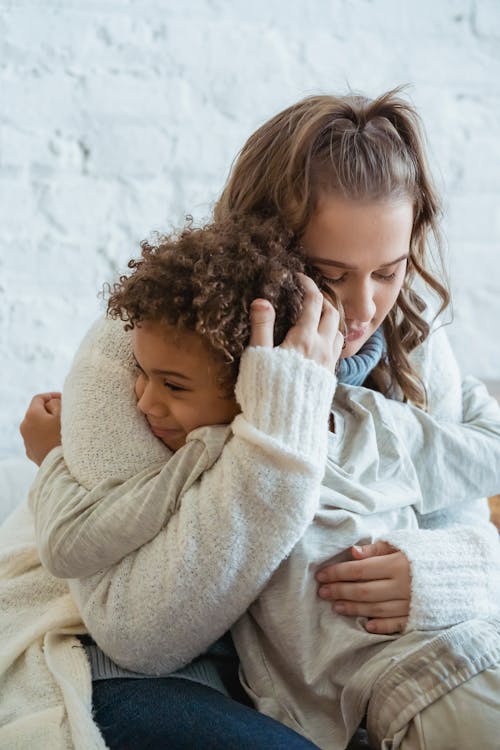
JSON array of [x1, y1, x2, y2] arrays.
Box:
[[383, 522, 500, 630], [337, 327, 385, 386], [0, 504, 107, 750], [61, 317, 169, 488]]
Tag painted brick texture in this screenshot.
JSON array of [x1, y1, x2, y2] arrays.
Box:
[[1, 0, 499, 457]]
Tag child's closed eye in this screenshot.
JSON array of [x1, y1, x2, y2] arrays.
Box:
[[163, 381, 186, 393]]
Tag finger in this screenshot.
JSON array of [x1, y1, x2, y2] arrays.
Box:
[[249, 299, 276, 348], [288, 275, 323, 334], [317, 552, 403, 584], [351, 541, 397, 559], [33, 392, 61, 403], [332, 599, 410, 619], [318, 579, 401, 603], [46, 398, 62, 417], [332, 330, 344, 363], [317, 300, 344, 360], [317, 298, 340, 335], [364, 617, 408, 635], [26, 394, 53, 415]]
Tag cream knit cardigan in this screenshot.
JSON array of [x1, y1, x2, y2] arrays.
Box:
[[2, 316, 500, 747]]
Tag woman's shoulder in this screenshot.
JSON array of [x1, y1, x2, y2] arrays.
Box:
[[409, 305, 463, 421]]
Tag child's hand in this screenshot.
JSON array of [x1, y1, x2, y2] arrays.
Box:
[[249, 274, 344, 371], [316, 541, 411, 634], [20, 392, 62, 466]]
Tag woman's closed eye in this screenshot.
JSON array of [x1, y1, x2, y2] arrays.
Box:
[[322, 271, 397, 285], [372, 271, 397, 282]]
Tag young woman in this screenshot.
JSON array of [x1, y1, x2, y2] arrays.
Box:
[[19, 89, 500, 749]]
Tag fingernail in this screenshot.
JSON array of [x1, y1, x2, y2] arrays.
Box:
[[334, 603, 345, 613], [318, 586, 330, 597], [353, 545, 363, 554], [316, 571, 327, 582]]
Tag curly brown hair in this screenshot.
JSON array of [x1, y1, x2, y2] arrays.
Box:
[[215, 87, 451, 408], [107, 216, 306, 392]]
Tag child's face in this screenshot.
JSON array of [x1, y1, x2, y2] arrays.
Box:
[[302, 196, 413, 358], [132, 321, 240, 452]]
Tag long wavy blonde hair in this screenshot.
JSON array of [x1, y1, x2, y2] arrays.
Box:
[[214, 88, 450, 407]]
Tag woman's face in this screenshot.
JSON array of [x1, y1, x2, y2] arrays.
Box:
[[301, 196, 413, 358]]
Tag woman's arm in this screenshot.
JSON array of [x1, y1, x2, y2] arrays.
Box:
[[316, 326, 500, 633], [385, 374, 500, 515], [381, 520, 500, 631]]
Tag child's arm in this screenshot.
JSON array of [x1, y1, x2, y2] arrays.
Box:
[[31, 289, 341, 581], [30, 437, 224, 578], [28, 315, 219, 577], [31, 343, 337, 674]]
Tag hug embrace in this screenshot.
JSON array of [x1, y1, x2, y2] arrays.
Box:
[[3, 88, 500, 750]]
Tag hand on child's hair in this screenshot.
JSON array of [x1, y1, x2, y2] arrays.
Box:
[[315, 541, 411, 635], [249, 275, 344, 371], [20, 392, 62, 466], [249, 299, 276, 348]]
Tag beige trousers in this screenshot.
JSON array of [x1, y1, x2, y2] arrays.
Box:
[[378, 665, 500, 750]]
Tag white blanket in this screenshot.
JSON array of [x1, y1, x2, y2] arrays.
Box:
[[0, 457, 36, 525]]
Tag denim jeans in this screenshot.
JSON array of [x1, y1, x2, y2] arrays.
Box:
[[92, 676, 321, 749]]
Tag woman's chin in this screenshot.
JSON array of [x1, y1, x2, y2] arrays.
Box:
[[340, 341, 364, 359]]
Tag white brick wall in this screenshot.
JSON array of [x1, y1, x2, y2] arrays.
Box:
[[1, 0, 500, 458]]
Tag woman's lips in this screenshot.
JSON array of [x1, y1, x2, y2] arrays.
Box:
[[345, 327, 368, 343]]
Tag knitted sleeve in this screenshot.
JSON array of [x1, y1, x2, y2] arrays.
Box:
[[382, 523, 500, 630]]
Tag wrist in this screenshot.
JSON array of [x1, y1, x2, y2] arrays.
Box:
[[235, 346, 336, 465]]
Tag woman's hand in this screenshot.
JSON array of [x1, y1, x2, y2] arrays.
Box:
[[249, 274, 344, 371], [316, 541, 411, 634], [20, 392, 62, 466]]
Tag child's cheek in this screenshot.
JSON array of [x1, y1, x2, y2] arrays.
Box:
[[134, 374, 146, 402]]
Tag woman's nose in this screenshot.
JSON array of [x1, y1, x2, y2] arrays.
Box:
[[343, 280, 376, 324]]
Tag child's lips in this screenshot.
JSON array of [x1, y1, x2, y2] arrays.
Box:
[[148, 423, 182, 438]]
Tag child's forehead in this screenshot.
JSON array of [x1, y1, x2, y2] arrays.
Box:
[[132, 319, 220, 371]]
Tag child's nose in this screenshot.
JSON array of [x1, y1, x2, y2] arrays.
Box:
[[136, 382, 168, 417]]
